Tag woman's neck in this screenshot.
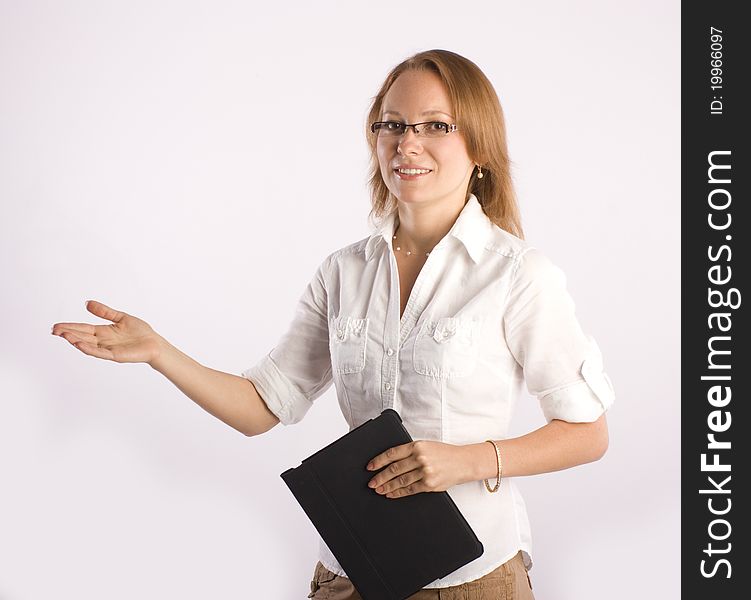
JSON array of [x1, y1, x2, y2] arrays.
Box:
[[394, 195, 467, 253]]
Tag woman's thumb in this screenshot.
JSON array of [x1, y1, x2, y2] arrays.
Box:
[[85, 300, 124, 323]]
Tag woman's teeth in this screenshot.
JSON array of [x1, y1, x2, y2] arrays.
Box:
[[398, 168, 431, 175]]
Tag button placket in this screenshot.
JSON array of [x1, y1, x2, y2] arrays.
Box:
[[382, 343, 399, 408], [385, 248, 407, 411]]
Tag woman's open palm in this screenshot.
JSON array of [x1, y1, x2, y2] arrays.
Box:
[[51, 300, 161, 364]]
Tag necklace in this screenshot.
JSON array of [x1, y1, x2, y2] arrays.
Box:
[[392, 229, 432, 258]]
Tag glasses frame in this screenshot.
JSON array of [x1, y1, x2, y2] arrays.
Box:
[[370, 120, 459, 138]]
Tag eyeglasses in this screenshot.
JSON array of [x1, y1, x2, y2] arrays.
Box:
[[370, 120, 459, 138]]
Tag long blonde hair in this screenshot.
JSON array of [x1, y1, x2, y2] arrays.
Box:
[[365, 49, 523, 239]]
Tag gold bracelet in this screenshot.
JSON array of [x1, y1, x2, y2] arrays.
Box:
[[484, 440, 502, 493]]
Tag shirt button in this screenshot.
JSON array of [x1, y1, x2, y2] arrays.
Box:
[[386, 348, 394, 356], [336, 330, 345, 340], [384, 383, 391, 390]]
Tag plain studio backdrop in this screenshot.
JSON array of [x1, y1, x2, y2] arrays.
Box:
[[0, 1, 679, 599]]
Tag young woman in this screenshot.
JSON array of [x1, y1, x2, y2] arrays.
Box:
[[52, 50, 614, 600]]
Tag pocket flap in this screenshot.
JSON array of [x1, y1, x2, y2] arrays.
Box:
[[332, 316, 367, 342], [432, 317, 459, 343]]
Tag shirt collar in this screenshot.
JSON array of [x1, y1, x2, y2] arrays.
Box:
[[364, 194, 492, 264]]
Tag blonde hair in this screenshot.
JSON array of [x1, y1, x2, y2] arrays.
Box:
[[365, 49, 523, 239]]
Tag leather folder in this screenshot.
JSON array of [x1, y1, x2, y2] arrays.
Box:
[[280, 409, 484, 600]]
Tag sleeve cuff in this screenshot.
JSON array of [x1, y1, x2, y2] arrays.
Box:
[[538, 339, 615, 423], [241, 354, 314, 426]]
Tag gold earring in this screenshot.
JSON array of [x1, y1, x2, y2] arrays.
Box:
[[476, 165, 484, 179]]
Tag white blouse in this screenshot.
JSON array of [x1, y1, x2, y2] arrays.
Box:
[[242, 194, 615, 587]]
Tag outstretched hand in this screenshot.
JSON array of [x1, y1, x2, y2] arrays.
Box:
[[366, 440, 475, 498], [51, 300, 162, 364]]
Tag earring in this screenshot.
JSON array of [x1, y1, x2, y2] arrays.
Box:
[[476, 165, 484, 179]]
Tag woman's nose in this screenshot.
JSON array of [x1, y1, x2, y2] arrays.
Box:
[[397, 128, 422, 154]]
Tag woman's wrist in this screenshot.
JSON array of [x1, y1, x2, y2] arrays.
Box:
[[464, 440, 505, 483], [148, 334, 174, 372]]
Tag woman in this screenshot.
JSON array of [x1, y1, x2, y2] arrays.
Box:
[[51, 50, 614, 599]]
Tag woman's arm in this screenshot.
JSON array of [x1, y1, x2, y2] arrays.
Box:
[[469, 414, 609, 480], [365, 415, 609, 498], [150, 336, 280, 437]]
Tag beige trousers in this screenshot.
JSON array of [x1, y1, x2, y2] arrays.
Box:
[[307, 551, 535, 599]]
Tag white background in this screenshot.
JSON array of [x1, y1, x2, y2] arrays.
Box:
[[0, 1, 679, 598]]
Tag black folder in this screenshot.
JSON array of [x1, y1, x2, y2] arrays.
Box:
[[280, 409, 484, 600]]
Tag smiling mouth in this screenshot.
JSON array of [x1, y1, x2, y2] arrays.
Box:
[[394, 168, 432, 178]]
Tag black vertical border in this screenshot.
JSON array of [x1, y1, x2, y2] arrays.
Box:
[[682, 1, 748, 596]]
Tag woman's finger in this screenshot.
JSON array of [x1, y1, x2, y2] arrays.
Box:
[[72, 340, 115, 361], [85, 300, 126, 324], [368, 455, 421, 490], [57, 329, 98, 345], [385, 476, 427, 499], [366, 441, 415, 472], [373, 466, 423, 495], [51, 323, 97, 336]]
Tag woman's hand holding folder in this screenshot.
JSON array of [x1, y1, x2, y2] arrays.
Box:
[[366, 440, 477, 498]]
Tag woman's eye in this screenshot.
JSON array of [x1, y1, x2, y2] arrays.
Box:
[[431, 122, 447, 132], [386, 122, 403, 131]]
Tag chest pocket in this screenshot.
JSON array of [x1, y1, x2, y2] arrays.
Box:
[[413, 316, 479, 379], [330, 316, 369, 374]]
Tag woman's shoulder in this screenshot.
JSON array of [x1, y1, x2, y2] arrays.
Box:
[[326, 235, 371, 261], [484, 223, 536, 261], [482, 225, 568, 283], [311, 235, 372, 275]]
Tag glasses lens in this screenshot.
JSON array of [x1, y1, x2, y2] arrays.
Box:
[[374, 121, 404, 136], [420, 122, 449, 137]]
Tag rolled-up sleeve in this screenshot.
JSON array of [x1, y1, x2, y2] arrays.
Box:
[[503, 248, 615, 423], [241, 258, 333, 425]]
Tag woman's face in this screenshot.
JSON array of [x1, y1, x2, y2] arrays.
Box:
[[376, 70, 475, 209]]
